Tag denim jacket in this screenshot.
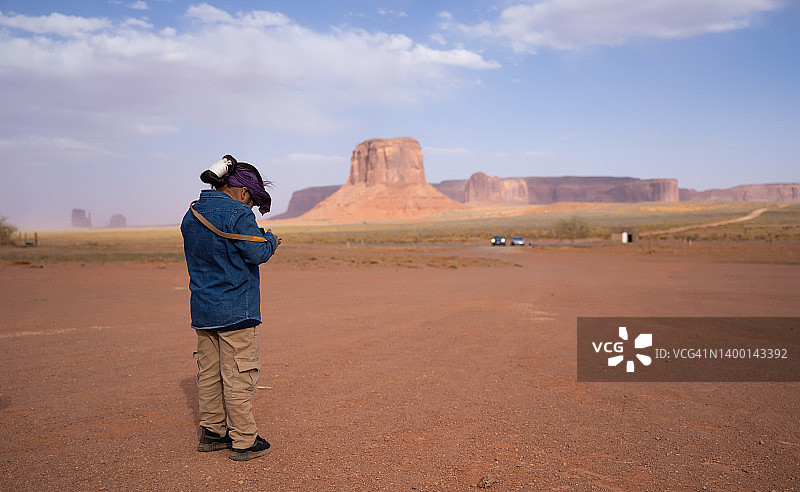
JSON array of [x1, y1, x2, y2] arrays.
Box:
[[181, 189, 278, 330]]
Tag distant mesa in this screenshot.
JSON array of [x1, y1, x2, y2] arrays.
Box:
[[436, 173, 679, 204], [108, 214, 127, 228], [72, 208, 92, 228], [71, 209, 129, 228], [275, 137, 800, 220], [296, 137, 464, 221], [680, 183, 800, 202], [272, 186, 340, 220], [465, 173, 531, 204]]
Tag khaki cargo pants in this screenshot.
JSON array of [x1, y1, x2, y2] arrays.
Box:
[[196, 326, 261, 449]]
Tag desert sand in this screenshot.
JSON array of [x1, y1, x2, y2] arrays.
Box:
[[0, 244, 798, 490]]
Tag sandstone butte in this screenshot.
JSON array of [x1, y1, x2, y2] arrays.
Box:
[[298, 137, 465, 221]]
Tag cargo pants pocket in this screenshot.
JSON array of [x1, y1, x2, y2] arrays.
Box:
[[234, 358, 260, 393]]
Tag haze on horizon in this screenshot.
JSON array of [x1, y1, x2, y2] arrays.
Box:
[[1, 0, 798, 230]]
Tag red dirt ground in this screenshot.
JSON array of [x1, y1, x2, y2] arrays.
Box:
[[1, 246, 798, 490]]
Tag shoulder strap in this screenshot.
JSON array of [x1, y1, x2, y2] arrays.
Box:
[[190, 201, 266, 243]]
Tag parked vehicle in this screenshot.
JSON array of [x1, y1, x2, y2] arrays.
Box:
[[491, 235, 506, 246]]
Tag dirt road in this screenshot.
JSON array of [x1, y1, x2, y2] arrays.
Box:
[[1, 246, 798, 490], [641, 207, 769, 236]]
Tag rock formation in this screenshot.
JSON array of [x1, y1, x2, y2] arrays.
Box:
[[273, 185, 339, 219], [280, 175, 800, 218], [273, 137, 798, 219], [433, 179, 468, 203], [71, 209, 91, 228], [108, 214, 127, 228], [464, 173, 529, 204], [347, 137, 426, 186], [679, 183, 800, 202], [523, 176, 679, 203], [435, 174, 679, 204], [299, 138, 463, 220]]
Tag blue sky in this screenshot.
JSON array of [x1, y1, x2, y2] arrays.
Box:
[[1, 0, 798, 228]]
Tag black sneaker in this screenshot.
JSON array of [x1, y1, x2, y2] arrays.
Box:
[[197, 427, 233, 452], [229, 435, 271, 461]]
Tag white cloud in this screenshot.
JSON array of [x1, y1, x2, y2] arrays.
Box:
[[185, 3, 233, 24], [430, 32, 447, 46], [129, 1, 149, 11], [185, 3, 290, 27], [377, 9, 408, 18], [123, 17, 153, 29], [448, 0, 783, 52], [0, 4, 500, 147], [238, 10, 291, 28], [411, 44, 500, 69], [0, 10, 111, 37]]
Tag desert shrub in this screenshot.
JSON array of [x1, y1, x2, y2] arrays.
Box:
[[554, 215, 590, 241], [0, 216, 17, 246]]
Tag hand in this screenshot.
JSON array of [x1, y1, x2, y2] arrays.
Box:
[[267, 228, 282, 245]]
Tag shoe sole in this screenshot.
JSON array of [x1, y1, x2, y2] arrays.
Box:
[[197, 442, 232, 452], [228, 446, 272, 461]]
